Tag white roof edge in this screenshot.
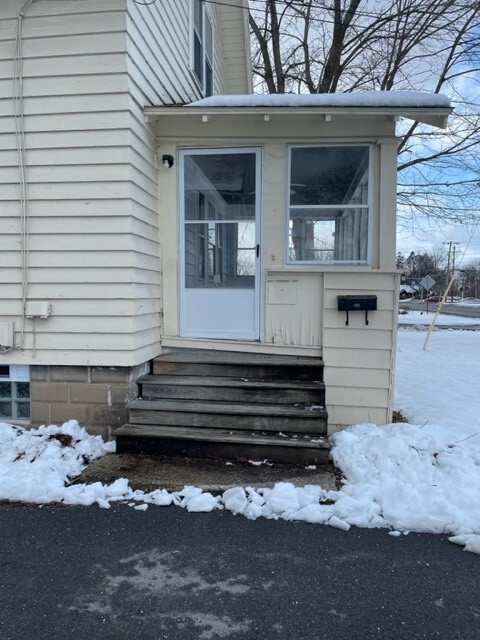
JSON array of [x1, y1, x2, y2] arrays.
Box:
[[145, 105, 452, 115], [144, 104, 452, 129]]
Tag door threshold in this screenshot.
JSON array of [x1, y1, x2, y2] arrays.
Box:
[[161, 336, 322, 357]]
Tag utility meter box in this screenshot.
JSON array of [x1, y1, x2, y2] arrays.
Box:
[[25, 301, 52, 319], [0, 322, 14, 347]]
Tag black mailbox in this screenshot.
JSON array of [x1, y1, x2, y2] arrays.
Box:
[[337, 295, 377, 325]]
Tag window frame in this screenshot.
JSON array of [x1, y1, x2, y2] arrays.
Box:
[[0, 365, 30, 421], [181, 148, 259, 290], [286, 144, 374, 267], [191, 0, 214, 97]]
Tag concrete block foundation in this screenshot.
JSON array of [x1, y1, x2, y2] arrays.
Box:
[[29, 362, 149, 440]]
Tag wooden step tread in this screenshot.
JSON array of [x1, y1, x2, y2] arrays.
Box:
[[155, 350, 322, 367], [129, 399, 327, 417], [114, 424, 330, 449], [140, 375, 324, 390]]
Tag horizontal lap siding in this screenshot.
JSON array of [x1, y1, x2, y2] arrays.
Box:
[[217, 2, 251, 94], [123, 0, 248, 352], [323, 271, 400, 430], [126, 1, 200, 105], [125, 1, 196, 357], [1, 0, 249, 366], [124, 0, 234, 355], [0, 0, 151, 366]]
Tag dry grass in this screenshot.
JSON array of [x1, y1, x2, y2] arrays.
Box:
[[392, 410, 409, 423]]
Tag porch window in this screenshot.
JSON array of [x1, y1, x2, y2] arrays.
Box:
[[191, 0, 214, 97], [288, 145, 371, 264], [0, 365, 30, 420]]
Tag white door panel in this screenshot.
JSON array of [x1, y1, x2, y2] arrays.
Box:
[[182, 289, 256, 339], [180, 148, 261, 340]]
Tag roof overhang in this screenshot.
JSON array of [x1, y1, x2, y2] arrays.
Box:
[[145, 92, 453, 129], [145, 105, 451, 129]]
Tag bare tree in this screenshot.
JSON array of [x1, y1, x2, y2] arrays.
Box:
[[249, 0, 480, 226], [460, 259, 480, 297]]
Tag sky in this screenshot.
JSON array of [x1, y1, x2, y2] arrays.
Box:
[[397, 221, 480, 266], [394, 43, 480, 266]]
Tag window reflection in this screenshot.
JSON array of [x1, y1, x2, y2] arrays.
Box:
[[289, 146, 370, 264], [184, 153, 257, 288]]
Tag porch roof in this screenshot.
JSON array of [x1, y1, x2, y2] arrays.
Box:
[[145, 91, 452, 129]]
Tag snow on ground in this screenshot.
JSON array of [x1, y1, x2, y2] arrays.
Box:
[[398, 310, 479, 326], [451, 298, 480, 307], [0, 328, 479, 553]]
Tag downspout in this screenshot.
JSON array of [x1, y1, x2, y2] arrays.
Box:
[[5, 0, 38, 354]]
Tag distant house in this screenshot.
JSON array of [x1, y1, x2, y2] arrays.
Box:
[[399, 284, 420, 299], [0, 0, 451, 450]]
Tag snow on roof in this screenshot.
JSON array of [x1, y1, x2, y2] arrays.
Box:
[[188, 91, 451, 110]]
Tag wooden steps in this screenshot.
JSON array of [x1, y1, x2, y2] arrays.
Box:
[[114, 425, 330, 466], [127, 399, 327, 432], [153, 350, 323, 382], [114, 348, 329, 464], [141, 375, 323, 404]]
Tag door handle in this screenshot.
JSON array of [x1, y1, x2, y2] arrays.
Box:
[[256, 244, 260, 258]]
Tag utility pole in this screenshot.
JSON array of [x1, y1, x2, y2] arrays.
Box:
[[442, 241, 460, 302]]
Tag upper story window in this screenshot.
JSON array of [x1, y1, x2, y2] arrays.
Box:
[[192, 0, 214, 97], [288, 145, 371, 265]]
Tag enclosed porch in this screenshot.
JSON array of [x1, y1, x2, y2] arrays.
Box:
[[113, 93, 450, 458]]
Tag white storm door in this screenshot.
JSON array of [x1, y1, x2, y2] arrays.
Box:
[[179, 148, 261, 339]]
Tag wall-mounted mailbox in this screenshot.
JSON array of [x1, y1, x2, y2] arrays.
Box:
[[337, 295, 377, 326]]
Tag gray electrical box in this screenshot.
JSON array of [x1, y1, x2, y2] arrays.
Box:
[[25, 301, 52, 319], [0, 322, 14, 347]]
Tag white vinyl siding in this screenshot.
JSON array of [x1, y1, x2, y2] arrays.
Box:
[[0, 0, 244, 367], [126, 0, 200, 105], [0, 0, 150, 366], [323, 271, 399, 429], [124, 0, 209, 358], [0, 0, 249, 373], [217, 0, 252, 94]]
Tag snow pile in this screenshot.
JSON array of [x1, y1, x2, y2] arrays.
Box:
[[224, 417, 480, 543], [0, 329, 479, 553], [331, 423, 480, 534], [0, 420, 115, 506], [0, 420, 221, 511]]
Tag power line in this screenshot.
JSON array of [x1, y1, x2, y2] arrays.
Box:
[[129, 0, 477, 32]]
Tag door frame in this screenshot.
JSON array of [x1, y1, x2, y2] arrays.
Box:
[[178, 146, 263, 340]]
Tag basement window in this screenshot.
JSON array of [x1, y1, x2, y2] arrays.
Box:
[[0, 365, 30, 421], [288, 145, 371, 264]]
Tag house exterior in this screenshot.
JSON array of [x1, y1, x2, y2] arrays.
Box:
[[0, 0, 450, 439], [399, 284, 420, 300]]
